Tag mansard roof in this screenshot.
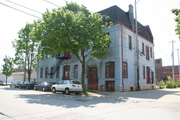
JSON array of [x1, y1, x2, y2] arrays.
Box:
[[98, 5, 154, 43]]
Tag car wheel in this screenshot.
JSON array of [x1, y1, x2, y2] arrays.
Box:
[[65, 88, 70, 95], [42, 87, 46, 92], [52, 88, 56, 93]]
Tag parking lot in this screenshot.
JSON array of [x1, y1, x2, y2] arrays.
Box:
[[0, 86, 180, 120]]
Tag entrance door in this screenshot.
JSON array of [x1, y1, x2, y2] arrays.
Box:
[[63, 65, 70, 80], [151, 71, 154, 84], [88, 67, 98, 90], [146, 67, 150, 84]]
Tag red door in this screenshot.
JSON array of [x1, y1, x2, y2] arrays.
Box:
[[63, 65, 70, 80], [146, 67, 150, 84], [88, 67, 98, 90]]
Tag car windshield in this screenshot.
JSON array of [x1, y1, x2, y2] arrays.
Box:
[[24, 81, 30, 84], [44, 82, 56, 85]]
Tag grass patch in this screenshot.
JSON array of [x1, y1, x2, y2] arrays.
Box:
[[81, 90, 96, 94], [1, 84, 10, 86]]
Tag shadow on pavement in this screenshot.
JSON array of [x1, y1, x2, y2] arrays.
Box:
[[2, 86, 180, 108], [15, 93, 128, 108], [96, 89, 180, 99]]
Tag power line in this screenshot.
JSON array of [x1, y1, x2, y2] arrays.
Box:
[[6, 0, 42, 14], [43, 0, 61, 8], [0, 2, 42, 19]]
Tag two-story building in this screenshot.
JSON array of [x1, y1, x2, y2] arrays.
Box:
[[37, 5, 155, 91]]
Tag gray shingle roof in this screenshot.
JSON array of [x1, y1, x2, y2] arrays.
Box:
[[98, 5, 154, 43]]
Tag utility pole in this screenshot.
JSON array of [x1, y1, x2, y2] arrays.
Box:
[[170, 40, 175, 81], [135, 0, 140, 90], [176, 49, 180, 80]]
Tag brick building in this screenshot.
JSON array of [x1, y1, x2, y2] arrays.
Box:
[[155, 58, 180, 82]]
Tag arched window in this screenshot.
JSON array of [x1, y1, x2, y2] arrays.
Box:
[[123, 62, 128, 78], [105, 61, 115, 78], [50, 67, 54, 78], [40, 68, 43, 78], [56, 66, 60, 78], [74, 65, 78, 78], [63, 65, 70, 80], [45, 67, 48, 78]]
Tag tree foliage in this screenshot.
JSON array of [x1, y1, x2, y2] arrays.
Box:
[[2, 56, 15, 84], [12, 23, 41, 81], [33, 2, 112, 91], [172, 8, 180, 38]]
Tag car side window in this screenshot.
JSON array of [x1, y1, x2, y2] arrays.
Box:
[[63, 81, 67, 84], [69, 81, 72, 84]]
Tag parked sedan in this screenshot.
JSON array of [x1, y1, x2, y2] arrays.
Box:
[[51, 80, 82, 95], [20, 81, 36, 89], [10, 81, 23, 88], [0, 80, 3, 85], [34, 82, 56, 91]]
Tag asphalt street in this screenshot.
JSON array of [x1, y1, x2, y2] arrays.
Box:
[[0, 86, 180, 120]]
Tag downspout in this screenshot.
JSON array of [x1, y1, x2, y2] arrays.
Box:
[[121, 24, 124, 92]]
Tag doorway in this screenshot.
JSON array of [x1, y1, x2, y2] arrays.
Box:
[[88, 67, 98, 90]]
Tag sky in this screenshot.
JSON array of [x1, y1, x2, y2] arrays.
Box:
[[0, 0, 180, 69]]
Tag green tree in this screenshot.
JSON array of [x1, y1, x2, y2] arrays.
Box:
[[33, 2, 111, 92], [2, 56, 15, 84], [172, 8, 180, 38], [12, 23, 41, 82]]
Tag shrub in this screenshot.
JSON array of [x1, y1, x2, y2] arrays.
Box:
[[176, 80, 180, 87], [166, 76, 176, 88], [157, 80, 165, 89]]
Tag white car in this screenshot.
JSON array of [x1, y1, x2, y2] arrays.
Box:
[[51, 80, 82, 95], [0, 80, 3, 85]]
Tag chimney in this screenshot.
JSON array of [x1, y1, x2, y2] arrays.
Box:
[[129, 4, 135, 31]]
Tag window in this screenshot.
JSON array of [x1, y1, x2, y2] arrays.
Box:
[[50, 67, 53, 78], [150, 47, 152, 58], [164, 73, 166, 78], [40, 68, 43, 78], [167, 68, 169, 72], [123, 62, 128, 78], [151, 71, 154, 83], [41, 51, 44, 59], [74, 65, 78, 78], [142, 43, 144, 54], [56, 66, 60, 78], [105, 61, 115, 78], [146, 46, 149, 60], [143, 66, 145, 79], [63, 65, 70, 80], [45, 67, 48, 78], [46, 55, 50, 59], [146, 66, 150, 84], [128, 35, 132, 50]]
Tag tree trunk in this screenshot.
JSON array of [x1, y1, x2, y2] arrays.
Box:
[[6, 75, 7, 84], [81, 59, 86, 92], [28, 70, 31, 82]]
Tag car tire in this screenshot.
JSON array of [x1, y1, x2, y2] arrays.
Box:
[[42, 87, 46, 92], [65, 88, 70, 95], [52, 88, 56, 93]]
